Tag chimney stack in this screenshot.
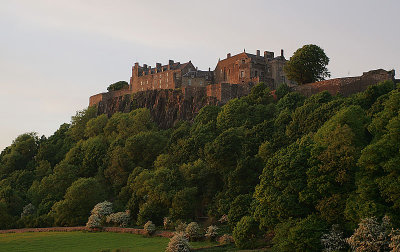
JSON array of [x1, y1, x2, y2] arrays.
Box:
[[264, 51, 274, 59], [281, 49, 284, 57], [256, 50, 260, 56], [227, 53, 231, 58], [169, 60, 174, 65], [143, 64, 147, 69]]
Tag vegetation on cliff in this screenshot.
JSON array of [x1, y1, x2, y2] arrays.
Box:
[[0, 80, 399, 250]]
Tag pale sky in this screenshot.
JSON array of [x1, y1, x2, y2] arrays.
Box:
[[1, 0, 399, 151]]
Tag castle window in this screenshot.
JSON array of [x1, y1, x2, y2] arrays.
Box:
[[242, 59, 245, 64], [255, 70, 258, 77], [240, 71, 245, 78], [141, 81, 143, 86], [167, 72, 169, 77], [188, 79, 192, 86]]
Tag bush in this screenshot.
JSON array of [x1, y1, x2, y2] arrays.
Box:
[[163, 217, 172, 230], [218, 234, 234, 245], [321, 224, 347, 252], [390, 229, 400, 251], [165, 232, 191, 252], [106, 210, 130, 227], [347, 216, 392, 252], [205, 225, 219, 241], [91, 201, 113, 218], [175, 221, 187, 233], [185, 222, 201, 241], [232, 216, 259, 249], [21, 203, 35, 217], [86, 214, 101, 228], [144, 220, 156, 235]]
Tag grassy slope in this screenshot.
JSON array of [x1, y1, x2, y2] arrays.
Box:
[[0, 231, 224, 252]]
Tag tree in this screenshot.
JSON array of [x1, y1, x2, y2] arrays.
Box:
[[107, 81, 129, 92], [284, 44, 330, 84]]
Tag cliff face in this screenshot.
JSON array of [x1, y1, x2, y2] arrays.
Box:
[[96, 89, 220, 129]]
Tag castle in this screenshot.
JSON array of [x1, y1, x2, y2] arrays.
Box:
[[129, 49, 290, 93], [89, 49, 396, 107], [90, 49, 292, 106]]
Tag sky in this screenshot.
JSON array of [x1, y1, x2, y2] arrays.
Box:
[[1, 0, 399, 151]]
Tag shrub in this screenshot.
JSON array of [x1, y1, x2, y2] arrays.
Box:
[[86, 214, 101, 228], [218, 234, 234, 245], [106, 210, 130, 227], [347, 216, 392, 252], [205, 225, 219, 241], [163, 217, 172, 230], [144, 220, 156, 235], [390, 229, 400, 252], [91, 201, 113, 218], [165, 232, 190, 252], [185, 222, 201, 241], [321, 224, 347, 252], [218, 214, 228, 224], [21, 203, 35, 217], [175, 221, 187, 233], [232, 216, 259, 249]]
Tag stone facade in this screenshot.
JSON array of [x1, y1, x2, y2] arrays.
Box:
[[214, 49, 292, 90], [130, 60, 196, 92]]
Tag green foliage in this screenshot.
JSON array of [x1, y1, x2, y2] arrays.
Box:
[[232, 216, 259, 249], [107, 81, 129, 92], [1, 79, 399, 250], [284, 44, 330, 84], [272, 215, 328, 251], [51, 177, 105, 226]]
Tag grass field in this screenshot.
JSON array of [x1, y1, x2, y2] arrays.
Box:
[[0, 231, 223, 252]]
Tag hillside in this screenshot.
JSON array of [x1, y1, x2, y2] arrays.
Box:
[[1, 80, 399, 250]]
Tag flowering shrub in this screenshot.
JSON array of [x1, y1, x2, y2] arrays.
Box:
[[390, 229, 400, 252], [205, 225, 219, 241], [218, 234, 234, 245], [347, 216, 392, 251], [21, 203, 35, 217], [175, 221, 187, 232], [106, 210, 130, 227], [165, 232, 190, 252], [91, 201, 113, 217], [144, 220, 156, 235], [86, 214, 101, 228], [321, 224, 347, 252], [163, 217, 172, 230], [185, 222, 201, 241], [219, 214, 228, 224]]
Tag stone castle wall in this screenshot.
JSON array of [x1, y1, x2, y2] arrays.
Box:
[[293, 69, 395, 97]]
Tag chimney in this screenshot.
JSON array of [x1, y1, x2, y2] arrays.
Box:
[[227, 53, 231, 58], [281, 49, 284, 57], [264, 51, 274, 59], [208, 67, 211, 72], [256, 50, 260, 57], [156, 63, 161, 68], [196, 67, 198, 71], [143, 64, 147, 69], [169, 59, 174, 65]]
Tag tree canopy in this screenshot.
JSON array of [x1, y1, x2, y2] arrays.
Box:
[[284, 44, 330, 84], [107, 81, 129, 92]]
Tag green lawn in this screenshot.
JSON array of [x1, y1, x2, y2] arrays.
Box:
[[0, 231, 220, 252]]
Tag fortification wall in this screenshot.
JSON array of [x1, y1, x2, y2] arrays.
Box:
[[293, 69, 395, 97], [89, 88, 132, 107]]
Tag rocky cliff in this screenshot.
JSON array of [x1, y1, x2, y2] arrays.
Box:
[[96, 89, 220, 129]]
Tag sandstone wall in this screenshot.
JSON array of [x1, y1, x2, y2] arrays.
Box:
[[293, 69, 395, 97]]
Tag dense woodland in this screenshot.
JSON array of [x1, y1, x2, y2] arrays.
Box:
[[1, 80, 400, 250]]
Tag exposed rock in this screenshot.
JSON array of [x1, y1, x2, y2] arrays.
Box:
[[96, 89, 220, 129]]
